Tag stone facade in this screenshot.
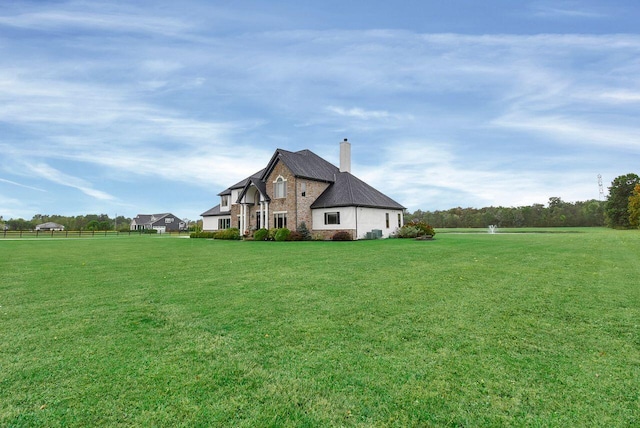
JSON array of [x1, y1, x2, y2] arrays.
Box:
[[296, 177, 330, 232], [312, 229, 356, 240]]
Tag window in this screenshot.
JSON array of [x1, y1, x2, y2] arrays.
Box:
[[324, 212, 340, 225], [165, 217, 174, 223], [273, 176, 287, 198], [237, 215, 241, 229], [221, 195, 229, 207], [256, 211, 261, 229], [218, 218, 230, 229], [398, 213, 402, 228], [301, 182, 306, 197], [274, 212, 287, 229], [385, 213, 390, 228]]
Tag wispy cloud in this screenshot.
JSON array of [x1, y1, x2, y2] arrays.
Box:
[[25, 163, 116, 201], [530, 1, 607, 19], [0, 8, 191, 37], [0, 178, 46, 192]]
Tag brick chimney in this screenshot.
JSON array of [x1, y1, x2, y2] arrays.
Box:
[[340, 138, 351, 173]]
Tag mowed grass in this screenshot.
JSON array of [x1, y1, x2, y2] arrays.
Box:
[[1, 230, 639, 426]]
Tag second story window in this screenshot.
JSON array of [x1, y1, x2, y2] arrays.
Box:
[[274, 176, 287, 198], [221, 195, 229, 208]]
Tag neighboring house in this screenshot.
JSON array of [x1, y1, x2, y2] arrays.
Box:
[[201, 139, 405, 239], [130, 213, 187, 233], [35, 222, 65, 231]]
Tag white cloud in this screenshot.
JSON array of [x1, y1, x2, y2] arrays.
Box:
[[24, 163, 116, 201], [0, 178, 46, 192]]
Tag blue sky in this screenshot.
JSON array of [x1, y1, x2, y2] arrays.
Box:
[[1, 1, 639, 221]]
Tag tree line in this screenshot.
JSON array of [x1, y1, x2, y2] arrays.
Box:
[[405, 198, 606, 228], [406, 173, 640, 229], [0, 214, 132, 231]]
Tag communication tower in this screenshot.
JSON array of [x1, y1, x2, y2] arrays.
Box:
[[598, 174, 604, 200]]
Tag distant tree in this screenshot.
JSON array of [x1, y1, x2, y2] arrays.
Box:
[[7, 218, 35, 230], [86, 220, 100, 231], [628, 184, 640, 228], [605, 173, 640, 228]]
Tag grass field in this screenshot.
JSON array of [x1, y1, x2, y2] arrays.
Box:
[[1, 229, 639, 426]]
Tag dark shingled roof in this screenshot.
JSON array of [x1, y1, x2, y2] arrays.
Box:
[[261, 149, 338, 183], [311, 172, 405, 210], [218, 169, 265, 196], [200, 204, 224, 217], [209, 147, 404, 214], [237, 177, 270, 203]]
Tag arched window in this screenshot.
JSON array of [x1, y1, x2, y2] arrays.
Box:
[[273, 176, 287, 198]]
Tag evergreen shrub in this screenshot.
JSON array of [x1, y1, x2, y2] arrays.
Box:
[[297, 222, 312, 240]]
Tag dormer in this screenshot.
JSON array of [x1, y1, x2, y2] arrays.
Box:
[[220, 194, 230, 212]]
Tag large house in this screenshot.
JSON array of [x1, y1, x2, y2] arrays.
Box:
[[201, 140, 405, 239], [130, 213, 187, 233]]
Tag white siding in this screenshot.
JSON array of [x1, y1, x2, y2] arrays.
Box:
[[312, 207, 357, 231], [311, 207, 404, 239], [355, 207, 403, 239], [202, 216, 219, 231], [231, 189, 240, 204]]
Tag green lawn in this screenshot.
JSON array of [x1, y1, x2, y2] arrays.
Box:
[[1, 229, 639, 426]]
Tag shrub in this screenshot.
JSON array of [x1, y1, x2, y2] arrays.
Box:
[[396, 225, 419, 238], [413, 221, 435, 237], [275, 228, 291, 241], [142, 228, 158, 234], [396, 222, 435, 239], [190, 231, 216, 239], [267, 228, 278, 241], [214, 228, 240, 240], [297, 222, 312, 241], [331, 231, 352, 241], [287, 231, 303, 241], [253, 228, 269, 241]]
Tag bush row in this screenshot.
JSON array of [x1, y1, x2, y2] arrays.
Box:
[[252, 227, 352, 241], [192, 225, 354, 241], [190, 228, 241, 240]]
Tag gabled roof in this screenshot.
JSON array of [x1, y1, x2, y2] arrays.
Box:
[[311, 172, 405, 210], [133, 213, 179, 225], [200, 204, 223, 216], [237, 176, 271, 203], [133, 214, 153, 224], [261, 149, 339, 183], [218, 169, 265, 196]]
